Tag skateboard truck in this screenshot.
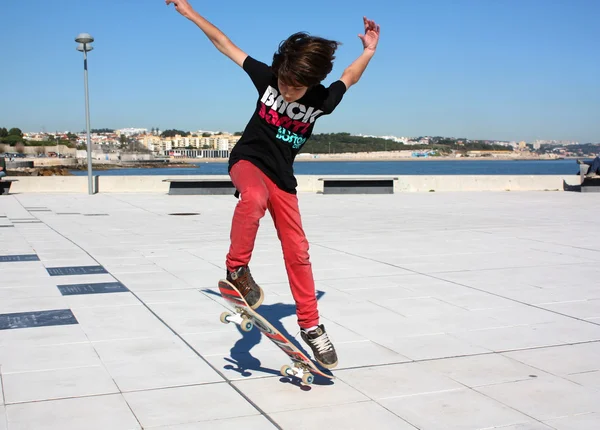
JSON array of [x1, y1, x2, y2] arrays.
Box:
[[220, 311, 253, 332], [281, 364, 314, 385]]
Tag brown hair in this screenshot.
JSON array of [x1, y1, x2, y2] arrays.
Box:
[[272, 32, 340, 88]]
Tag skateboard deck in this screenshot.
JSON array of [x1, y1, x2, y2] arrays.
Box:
[[218, 279, 333, 385]]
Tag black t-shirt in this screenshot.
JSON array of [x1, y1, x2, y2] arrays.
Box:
[[229, 56, 346, 194]]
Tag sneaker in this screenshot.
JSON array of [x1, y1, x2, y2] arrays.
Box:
[[301, 324, 338, 369], [226, 266, 264, 309]]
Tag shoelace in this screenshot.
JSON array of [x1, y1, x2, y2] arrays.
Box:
[[309, 332, 333, 354], [235, 272, 254, 295]]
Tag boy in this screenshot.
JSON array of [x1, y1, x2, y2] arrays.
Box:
[[0, 156, 6, 180], [166, 0, 380, 369]]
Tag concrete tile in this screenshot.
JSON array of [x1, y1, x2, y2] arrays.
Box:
[[232, 377, 367, 413], [124, 384, 259, 428], [0, 325, 89, 348], [492, 422, 554, 429], [381, 333, 491, 360], [0, 296, 69, 314], [334, 340, 410, 368], [150, 415, 275, 429], [539, 300, 600, 319], [0, 406, 5, 430], [0, 342, 101, 373], [542, 320, 600, 344], [136, 289, 208, 304], [64, 291, 141, 308], [452, 324, 566, 352], [476, 377, 600, 420], [565, 370, 600, 391], [271, 401, 417, 429], [504, 343, 600, 377], [420, 353, 548, 388], [543, 413, 600, 429], [471, 305, 567, 326], [435, 292, 521, 311], [338, 362, 462, 399], [3, 365, 119, 403], [5, 394, 141, 430], [0, 285, 62, 300], [92, 337, 221, 391], [322, 275, 412, 291], [71, 304, 173, 341], [415, 311, 508, 333], [379, 388, 532, 430], [376, 297, 470, 318], [116, 271, 192, 291], [148, 300, 230, 335], [183, 326, 269, 357]]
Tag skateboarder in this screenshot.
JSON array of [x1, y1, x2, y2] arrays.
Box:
[[0, 156, 6, 180], [166, 0, 380, 369], [579, 155, 600, 176]]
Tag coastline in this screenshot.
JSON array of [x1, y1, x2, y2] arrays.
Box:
[[6, 153, 575, 177]]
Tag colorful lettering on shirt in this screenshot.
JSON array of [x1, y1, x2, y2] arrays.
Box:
[[276, 127, 306, 149], [259, 86, 323, 149]]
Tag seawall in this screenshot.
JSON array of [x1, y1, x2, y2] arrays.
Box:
[[4, 175, 581, 194]]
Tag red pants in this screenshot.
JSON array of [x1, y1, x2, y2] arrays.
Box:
[[226, 160, 319, 329]]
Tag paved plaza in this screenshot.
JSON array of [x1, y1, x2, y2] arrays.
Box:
[[0, 191, 599, 429]]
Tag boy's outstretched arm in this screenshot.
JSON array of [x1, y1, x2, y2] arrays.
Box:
[[340, 17, 380, 90], [165, 0, 247, 67]]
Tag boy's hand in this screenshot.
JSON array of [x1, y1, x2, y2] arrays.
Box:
[[358, 17, 380, 53], [165, 0, 194, 19]]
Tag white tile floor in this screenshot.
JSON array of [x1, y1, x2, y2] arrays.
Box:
[[0, 191, 599, 429]]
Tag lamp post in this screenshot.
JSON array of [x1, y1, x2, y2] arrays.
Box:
[[75, 33, 94, 195]]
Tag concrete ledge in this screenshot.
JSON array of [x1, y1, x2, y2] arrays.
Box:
[[163, 178, 235, 195], [319, 176, 397, 194], [0, 179, 18, 195], [6, 176, 87, 193], [394, 175, 579, 193], [581, 176, 600, 193], [4, 174, 584, 194]]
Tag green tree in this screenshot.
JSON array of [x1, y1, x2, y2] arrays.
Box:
[[8, 128, 23, 137], [0, 128, 8, 138], [91, 128, 114, 133], [202, 132, 212, 137], [161, 129, 189, 138]]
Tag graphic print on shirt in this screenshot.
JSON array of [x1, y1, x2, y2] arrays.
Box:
[[258, 85, 323, 149]]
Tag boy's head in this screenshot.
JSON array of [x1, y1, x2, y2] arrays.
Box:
[[272, 32, 340, 102]]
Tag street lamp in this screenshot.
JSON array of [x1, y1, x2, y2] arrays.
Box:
[[75, 33, 94, 194]]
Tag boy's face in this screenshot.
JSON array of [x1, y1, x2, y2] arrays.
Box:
[[278, 79, 308, 103]]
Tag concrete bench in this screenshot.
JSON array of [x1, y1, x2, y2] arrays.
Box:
[[318, 177, 397, 194], [0, 179, 18, 196], [163, 178, 235, 195]]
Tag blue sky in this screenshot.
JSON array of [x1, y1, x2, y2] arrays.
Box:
[[1, 0, 598, 142]]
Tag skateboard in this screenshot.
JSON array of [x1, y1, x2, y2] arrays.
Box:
[[218, 279, 333, 385]]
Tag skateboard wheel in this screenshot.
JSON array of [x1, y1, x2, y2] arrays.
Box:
[[302, 373, 314, 385], [220, 312, 231, 324], [280, 365, 292, 377], [240, 317, 253, 332]]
